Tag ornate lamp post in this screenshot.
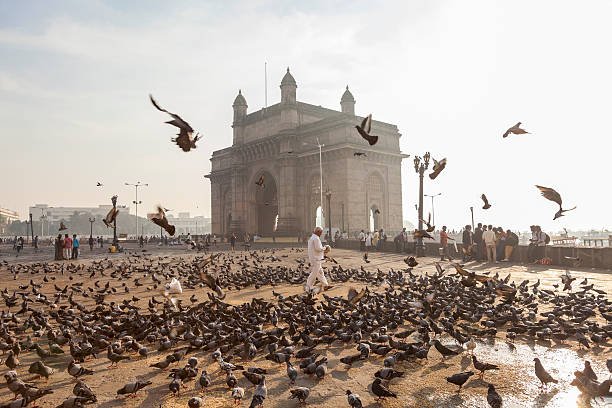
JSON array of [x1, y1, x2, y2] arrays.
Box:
[[111, 195, 118, 248], [125, 181, 148, 239], [325, 189, 332, 245], [413, 152, 431, 257], [469, 206, 474, 230], [88, 217, 95, 241]]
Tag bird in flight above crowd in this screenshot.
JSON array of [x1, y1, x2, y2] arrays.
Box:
[[96, 182, 103, 187], [103, 207, 119, 228], [149, 94, 200, 152], [481, 194, 491, 209], [535, 185, 576, 220], [429, 158, 447, 180], [59, 222, 67, 231], [255, 175, 265, 189], [353, 152, 367, 157], [150, 206, 176, 236], [420, 213, 435, 232], [355, 114, 378, 146], [503, 122, 529, 138]]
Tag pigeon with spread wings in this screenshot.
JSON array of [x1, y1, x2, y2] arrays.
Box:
[[149, 206, 176, 236], [535, 185, 576, 220], [102, 207, 119, 228], [59, 222, 68, 231], [481, 194, 491, 209], [429, 158, 447, 180], [355, 114, 378, 146], [420, 213, 435, 232], [503, 122, 529, 138], [149, 94, 200, 152], [255, 175, 265, 189]]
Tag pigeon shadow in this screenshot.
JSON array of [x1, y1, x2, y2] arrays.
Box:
[[460, 355, 471, 370], [533, 386, 560, 407], [463, 377, 488, 389], [421, 360, 452, 376], [331, 369, 349, 381]]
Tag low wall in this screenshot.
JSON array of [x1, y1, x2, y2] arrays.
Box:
[[332, 240, 612, 270]]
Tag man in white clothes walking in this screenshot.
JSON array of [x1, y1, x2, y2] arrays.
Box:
[[306, 226, 332, 293]]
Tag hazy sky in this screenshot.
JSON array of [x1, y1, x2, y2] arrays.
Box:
[[1, 0, 610, 232]]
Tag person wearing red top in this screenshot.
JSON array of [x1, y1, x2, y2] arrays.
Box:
[[63, 233, 72, 260], [439, 226, 454, 261]]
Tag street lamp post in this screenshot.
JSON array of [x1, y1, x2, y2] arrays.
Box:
[[325, 189, 332, 245], [424, 193, 442, 226], [470, 207, 474, 231], [40, 209, 46, 237], [111, 195, 118, 248], [29, 213, 34, 245], [88, 217, 95, 242], [413, 152, 431, 257], [125, 181, 148, 240]]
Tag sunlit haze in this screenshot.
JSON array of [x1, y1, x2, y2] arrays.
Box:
[[1, 0, 610, 233]]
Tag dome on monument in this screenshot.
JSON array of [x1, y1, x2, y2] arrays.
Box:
[[280, 67, 297, 87], [341, 86, 355, 103], [232, 89, 247, 107]]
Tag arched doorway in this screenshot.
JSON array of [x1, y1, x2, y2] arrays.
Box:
[[255, 173, 278, 235]]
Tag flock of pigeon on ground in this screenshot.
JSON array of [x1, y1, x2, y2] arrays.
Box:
[[0, 247, 610, 407]]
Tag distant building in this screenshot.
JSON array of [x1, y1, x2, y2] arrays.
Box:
[[29, 204, 131, 223], [0, 207, 20, 235], [165, 213, 211, 235], [0, 207, 19, 223]]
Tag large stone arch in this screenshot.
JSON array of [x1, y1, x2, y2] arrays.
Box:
[[249, 170, 278, 236]]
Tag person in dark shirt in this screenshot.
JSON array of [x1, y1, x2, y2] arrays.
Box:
[[503, 229, 519, 261], [462, 225, 473, 261], [473, 223, 483, 262]]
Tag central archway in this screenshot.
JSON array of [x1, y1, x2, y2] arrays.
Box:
[[254, 172, 278, 236]]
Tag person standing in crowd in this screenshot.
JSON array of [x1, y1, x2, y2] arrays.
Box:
[[33, 235, 39, 251], [63, 233, 72, 260], [358, 229, 366, 251], [372, 229, 379, 251], [473, 223, 484, 262], [377, 229, 386, 250], [495, 227, 506, 262], [393, 230, 403, 252], [365, 231, 373, 252], [139, 235, 144, 248], [54, 234, 63, 260], [230, 233, 236, 251], [482, 225, 497, 263], [439, 226, 454, 261], [462, 225, 473, 261], [305, 226, 332, 294], [527, 225, 539, 262], [15, 236, 24, 257], [71, 234, 80, 259], [503, 229, 519, 262], [89, 236, 94, 251]]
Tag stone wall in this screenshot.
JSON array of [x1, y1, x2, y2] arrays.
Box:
[[332, 240, 612, 270]]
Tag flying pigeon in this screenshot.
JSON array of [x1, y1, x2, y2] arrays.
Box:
[[355, 114, 378, 146], [503, 122, 529, 138], [150, 94, 200, 152], [535, 185, 576, 220], [150, 206, 176, 236]]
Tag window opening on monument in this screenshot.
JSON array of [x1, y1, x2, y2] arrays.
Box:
[[255, 173, 278, 236]]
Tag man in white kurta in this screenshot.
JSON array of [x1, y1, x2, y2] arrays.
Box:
[[306, 227, 331, 293]]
